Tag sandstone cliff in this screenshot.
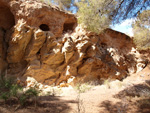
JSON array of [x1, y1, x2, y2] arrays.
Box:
[[0, 0, 147, 85]]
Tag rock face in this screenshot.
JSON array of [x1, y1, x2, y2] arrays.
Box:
[[0, 0, 148, 85]]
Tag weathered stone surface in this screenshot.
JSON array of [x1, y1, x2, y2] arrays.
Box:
[[0, 0, 148, 85], [7, 21, 33, 63]]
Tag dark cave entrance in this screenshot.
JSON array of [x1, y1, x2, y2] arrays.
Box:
[[39, 24, 50, 31], [63, 23, 75, 33]]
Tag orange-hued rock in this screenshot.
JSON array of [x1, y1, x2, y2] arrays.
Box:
[[0, 0, 148, 85]]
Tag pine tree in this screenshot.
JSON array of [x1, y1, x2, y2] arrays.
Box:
[[133, 10, 150, 50], [77, 0, 116, 33]]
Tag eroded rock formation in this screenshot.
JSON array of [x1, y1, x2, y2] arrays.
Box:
[[0, 0, 148, 85]]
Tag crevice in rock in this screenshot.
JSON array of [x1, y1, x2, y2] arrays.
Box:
[[101, 43, 107, 48], [37, 50, 41, 55], [63, 22, 75, 33], [55, 73, 61, 85], [37, 48, 42, 61]]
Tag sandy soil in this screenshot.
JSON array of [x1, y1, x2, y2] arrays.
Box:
[[0, 66, 150, 113]]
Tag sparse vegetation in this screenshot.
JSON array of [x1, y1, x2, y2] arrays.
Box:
[[75, 83, 93, 93], [103, 79, 111, 89], [74, 83, 86, 113], [0, 73, 39, 107]]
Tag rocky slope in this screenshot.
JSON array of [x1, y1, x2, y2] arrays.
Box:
[[0, 0, 148, 86]]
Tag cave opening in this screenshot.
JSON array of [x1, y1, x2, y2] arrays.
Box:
[[39, 24, 50, 31], [63, 23, 75, 33]]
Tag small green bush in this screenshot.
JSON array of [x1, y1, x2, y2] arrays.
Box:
[[18, 87, 39, 106], [0, 75, 21, 101], [74, 83, 93, 93], [0, 73, 39, 106]]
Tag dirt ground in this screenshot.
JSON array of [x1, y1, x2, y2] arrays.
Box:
[[0, 66, 150, 113]]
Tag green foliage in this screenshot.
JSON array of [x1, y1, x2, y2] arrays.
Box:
[[111, 0, 150, 23], [25, 88, 39, 97], [77, 0, 116, 33], [0, 75, 21, 101], [10, 84, 22, 97], [18, 88, 39, 106], [19, 94, 27, 106], [76, 0, 149, 33], [133, 10, 150, 50], [75, 83, 93, 93], [0, 92, 10, 101], [0, 74, 39, 106], [0, 75, 13, 89], [137, 10, 150, 27]]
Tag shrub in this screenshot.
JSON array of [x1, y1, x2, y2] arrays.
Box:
[[18, 87, 39, 106], [0, 73, 39, 106]]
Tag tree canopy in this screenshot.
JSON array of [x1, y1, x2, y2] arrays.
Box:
[[111, 0, 150, 23], [76, 0, 150, 32], [77, 0, 116, 33], [133, 10, 150, 50]]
